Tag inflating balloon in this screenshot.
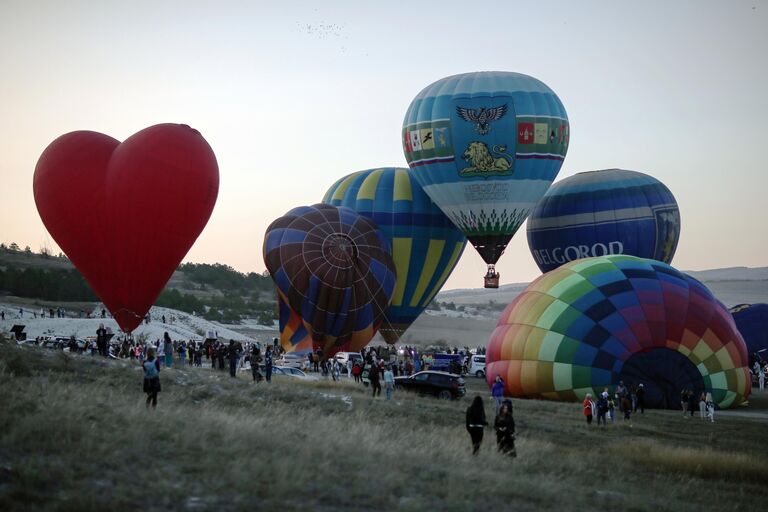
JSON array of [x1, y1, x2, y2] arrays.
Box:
[[278, 293, 313, 355], [263, 204, 396, 356], [527, 169, 680, 273], [486, 255, 750, 409], [730, 303, 768, 361], [323, 167, 466, 344], [33, 124, 219, 332], [402, 71, 569, 287]]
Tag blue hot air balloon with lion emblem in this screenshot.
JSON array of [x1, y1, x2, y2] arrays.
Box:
[[402, 71, 570, 288]]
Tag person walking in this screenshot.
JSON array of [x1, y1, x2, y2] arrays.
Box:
[[494, 399, 516, 457], [759, 364, 765, 391], [583, 393, 594, 425], [383, 365, 395, 400], [491, 375, 505, 416], [142, 348, 161, 409], [264, 346, 273, 383], [163, 333, 173, 368], [466, 396, 487, 455], [369, 363, 382, 397]]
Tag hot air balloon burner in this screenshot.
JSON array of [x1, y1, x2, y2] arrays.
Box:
[[322, 233, 358, 268], [484, 264, 500, 289]]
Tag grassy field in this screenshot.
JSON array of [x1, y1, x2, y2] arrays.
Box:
[[0, 340, 766, 511]]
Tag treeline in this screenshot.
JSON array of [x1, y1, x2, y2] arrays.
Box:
[[156, 288, 277, 325], [179, 263, 274, 294], [0, 245, 278, 325], [0, 265, 98, 302]]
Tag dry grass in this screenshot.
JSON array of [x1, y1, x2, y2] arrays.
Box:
[[0, 342, 766, 511]]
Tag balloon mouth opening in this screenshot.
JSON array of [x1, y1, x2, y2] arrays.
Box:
[[322, 233, 358, 268]]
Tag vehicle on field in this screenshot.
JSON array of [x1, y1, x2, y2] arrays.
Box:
[[394, 370, 466, 400], [275, 353, 309, 371], [468, 355, 486, 378], [428, 354, 464, 375], [334, 351, 363, 373]]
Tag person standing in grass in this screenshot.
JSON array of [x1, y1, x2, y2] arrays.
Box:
[[383, 365, 394, 400], [228, 340, 239, 378], [680, 389, 689, 417], [596, 391, 609, 426], [178, 341, 187, 367], [705, 392, 715, 422], [251, 346, 263, 382], [142, 347, 161, 409], [636, 384, 645, 413], [583, 393, 594, 425], [264, 346, 273, 383], [621, 394, 632, 423], [494, 400, 516, 457], [698, 391, 707, 419], [688, 389, 697, 417], [491, 375, 505, 416], [466, 395, 487, 455], [369, 362, 382, 397], [163, 332, 173, 368]]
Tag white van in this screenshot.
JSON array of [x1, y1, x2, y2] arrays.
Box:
[[468, 355, 486, 378], [334, 351, 364, 373]]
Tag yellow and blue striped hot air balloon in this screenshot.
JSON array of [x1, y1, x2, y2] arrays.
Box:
[[323, 167, 467, 344]]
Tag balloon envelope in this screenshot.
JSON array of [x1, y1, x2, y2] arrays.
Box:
[[486, 255, 750, 409], [323, 167, 466, 343], [730, 303, 768, 361], [402, 71, 569, 277], [527, 169, 680, 273], [33, 124, 219, 332], [278, 293, 313, 355], [263, 204, 396, 356]]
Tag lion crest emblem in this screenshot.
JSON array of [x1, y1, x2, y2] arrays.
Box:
[[459, 141, 513, 177]]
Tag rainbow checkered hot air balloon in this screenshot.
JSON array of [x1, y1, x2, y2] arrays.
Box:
[[486, 255, 750, 409], [323, 167, 466, 344], [263, 204, 396, 357]]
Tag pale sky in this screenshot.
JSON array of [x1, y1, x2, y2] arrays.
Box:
[[0, 0, 766, 290]]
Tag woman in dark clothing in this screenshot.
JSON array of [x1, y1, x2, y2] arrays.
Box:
[[369, 364, 381, 397], [494, 400, 516, 457], [142, 348, 161, 408], [465, 395, 487, 455]]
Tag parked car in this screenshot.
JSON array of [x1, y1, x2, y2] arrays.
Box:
[[334, 351, 363, 373], [394, 371, 466, 400], [272, 366, 314, 379], [275, 353, 309, 371], [468, 355, 486, 378]]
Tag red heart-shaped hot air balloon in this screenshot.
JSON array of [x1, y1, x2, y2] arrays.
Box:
[[33, 124, 219, 332]]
